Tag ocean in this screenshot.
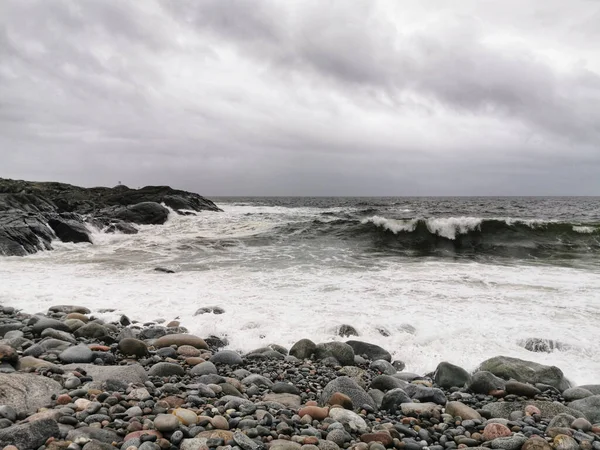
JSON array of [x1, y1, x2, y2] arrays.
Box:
[[1, 196, 599, 384]]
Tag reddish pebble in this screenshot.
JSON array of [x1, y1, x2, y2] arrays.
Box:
[[56, 394, 72, 405], [299, 406, 329, 420], [327, 392, 353, 410], [88, 344, 110, 352], [483, 423, 512, 441], [304, 437, 319, 445], [490, 389, 506, 398], [360, 432, 393, 447], [124, 430, 163, 442], [525, 405, 541, 416], [305, 400, 318, 407]]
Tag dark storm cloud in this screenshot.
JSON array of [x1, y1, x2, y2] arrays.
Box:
[[0, 0, 599, 195]]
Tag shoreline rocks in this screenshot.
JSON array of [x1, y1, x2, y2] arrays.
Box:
[[0, 304, 598, 450], [0, 178, 221, 256]]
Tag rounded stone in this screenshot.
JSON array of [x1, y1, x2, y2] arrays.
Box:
[[210, 415, 229, 430], [153, 334, 208, 349], [210, 350, 243, 366], [483, 423, 512, 441], [59, 345, 94, 363], [327, 392, 353, 409], [118, 338, 149, 358], [154, 414, 180, 432], [177, 345, 201, 357], [148, 362, 184, 377], [173, 408, 198, 426], [299, 406, 329, 420], [571, 418, 592, 432], [554, 435, 579, 450]]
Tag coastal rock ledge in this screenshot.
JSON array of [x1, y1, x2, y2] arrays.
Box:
[[0, 178, 221, 256]]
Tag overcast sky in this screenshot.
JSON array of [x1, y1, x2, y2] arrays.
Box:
[[1, 1, 599, 195]]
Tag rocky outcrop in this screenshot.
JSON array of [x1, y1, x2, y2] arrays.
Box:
[[0, 178, 221, 256]]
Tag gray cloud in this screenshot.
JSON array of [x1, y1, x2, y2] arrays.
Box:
[[0, 0, 599, 195]]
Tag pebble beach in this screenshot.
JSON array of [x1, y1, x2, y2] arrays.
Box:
[[1, 304, 599, 450]]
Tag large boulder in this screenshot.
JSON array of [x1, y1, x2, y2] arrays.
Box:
[[345, 340, 391, 362], [289, 339, 316, 360], [48, 304, 91, 314], [445, 401, 482, 420], [31, 317, 71, 336], [0, 210, 54, 256], [321, 376, 377, 411], [578, 384, 600, 395], [154, 334, 208, 349], [567, 395, 600, 423], [314, 342, 355, 366], [47, 216, 91, 243], [0, 373, 62, 414], [482, 401, 584, 419], [113, 202, 170, 225], [381, 388, 411, 413], [434, 361, 471, 389], [0, 418, 59, 449], [477, 356, 570, 391], [468, 371, 506, 394], [62, 363, 147, 385], [66, 427, 120, 444]]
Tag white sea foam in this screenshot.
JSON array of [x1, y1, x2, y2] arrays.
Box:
[[1, 205, 599, 384], [364, 216, 484, 239], [362, 216, 417, 233], [573, 226, 597, 234], [425, 217, 483, 239]]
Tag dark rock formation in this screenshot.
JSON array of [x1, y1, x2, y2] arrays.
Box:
[[0, 178, 221, 256]]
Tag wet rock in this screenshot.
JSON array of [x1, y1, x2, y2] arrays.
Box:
[[149, 362, 184, 377], [48, 305, 91, 314], [370, 359, 396, 375], [477, 356, 570, 391], [74, 322, 107, 339], [469, 371, 507, 394], [211, 350, 243, 365], [337, 325, 359, 337], [314, 342, 355, 366], [59, 344, 94, 363], [118, 338, 149, 358], [31, 317, 71, 335], [563, 387, 594, 402], [321, 376, 377, 410], [434, 361, 471, 389], [289, 339, 317, 360], [381, 388, 411, 413], [194, 306, 225, 315], [445, 401, 482, 420], [345, 340, 391, 362], [154, 333, 208, 349], [505, 380, 542, 398], [484, 401, 584, 419], [48, 217, 91, 244]]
